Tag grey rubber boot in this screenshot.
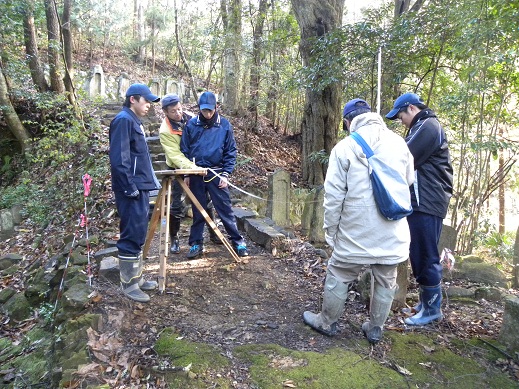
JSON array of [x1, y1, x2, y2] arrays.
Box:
[[362, 284, 396, 344], [119, 254, 150, 303], [303, 274, 349, 336], [137, 253, 158, 291]]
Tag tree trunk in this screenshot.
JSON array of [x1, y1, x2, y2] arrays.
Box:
[[137, 0, 146, 63], [0, 65, 31, 154], [22, 0, 49, 92], [220, 0, 242, 115], [62, 0, 76, 105], [44, 0, 65, 93], [290, 0, 344, 186], [174, 0, 198, 101], [248, 0, 268, 132]]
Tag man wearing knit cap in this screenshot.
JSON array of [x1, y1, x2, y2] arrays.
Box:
[[180, 91, 249, 259], [303, 98, 414, 344]]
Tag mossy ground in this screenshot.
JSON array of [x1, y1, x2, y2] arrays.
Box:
[[154, 328, 517, 388]]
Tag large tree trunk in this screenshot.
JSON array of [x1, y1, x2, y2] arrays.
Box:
[[248, 0, 268, 132], [220, 0, 242, 115], [22, 0, 49, 92], [0, 65, 31, 154], [290, 0, 344, 186], [44, 0, 65, 93]]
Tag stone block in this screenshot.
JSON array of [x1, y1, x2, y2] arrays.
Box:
[[94, 247, 118, 264], [99, 256, 120, 284], [499, 295, 519, 353], [233, 207, 257, 231], [243, 218, 285, 250]]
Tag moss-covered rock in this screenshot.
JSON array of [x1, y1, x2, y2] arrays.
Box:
[[2, 292, 32, 322]]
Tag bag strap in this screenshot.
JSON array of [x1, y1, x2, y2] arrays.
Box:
[[350, 132, 374, 158]]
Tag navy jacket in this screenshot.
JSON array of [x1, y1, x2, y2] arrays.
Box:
[[109, 107, 159, 195], [180, 112, 237, 175], [406, 109, 453, 218]]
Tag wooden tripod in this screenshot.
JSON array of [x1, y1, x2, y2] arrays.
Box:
[[142, 169, 242, 292]]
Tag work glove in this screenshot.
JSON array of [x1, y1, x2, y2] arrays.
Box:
[[218, 172, 229, 189], [126, 189, 140, 199]]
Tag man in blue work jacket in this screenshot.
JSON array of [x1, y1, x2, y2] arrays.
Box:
[[109, 83, 161, 302]]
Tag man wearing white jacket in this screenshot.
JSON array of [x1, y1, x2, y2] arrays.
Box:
[[303, 98, 415, 344]]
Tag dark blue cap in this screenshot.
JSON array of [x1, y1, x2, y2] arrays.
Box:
[[386, 93, 424, 120], [343, 98, 371, 117], [199, 91, 217, 110], [161, 93, 180, 108], [126, 83, 160, 103]]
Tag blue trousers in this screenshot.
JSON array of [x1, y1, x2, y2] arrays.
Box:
[[114, 190, 150, 256], [408, 211, 443, 286], [188, 174, 243, 246]]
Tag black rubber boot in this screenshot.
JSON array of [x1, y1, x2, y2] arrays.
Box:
[[169, 217, 181, 254]]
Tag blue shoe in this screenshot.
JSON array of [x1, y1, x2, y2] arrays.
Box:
[[187, 244, 204, 259], [405, 285, 443, 326], [234, 244, 249, 257]]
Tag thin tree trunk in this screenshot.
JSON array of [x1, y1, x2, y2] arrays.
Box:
[[174, 0, 198, 101], [248, 0, 268, 132], [61, 0, 76, 105], [44, 0, 65, 93], [0, 65, 31, 154], [22, 0, 49, 92]]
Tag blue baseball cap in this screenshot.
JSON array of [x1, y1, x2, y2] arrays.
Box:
[[126, 83, 160, 103], [198, 91, 217, 110], [385, 92, 424, 120], [343, 98, 371, 117], [161, 93, 180, 109]]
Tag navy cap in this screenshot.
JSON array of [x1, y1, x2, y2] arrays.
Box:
[[125, 83, 160, 103], [342, 98, 371, 118], [198, 91, 217, 110], [161, 93, 180, 109], [385, 92, 424, 120]]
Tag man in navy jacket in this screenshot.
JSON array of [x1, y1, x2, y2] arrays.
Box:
[[109, 83, 161, 302], [180, 91, 248, 259], [386, 92, 453, 325]]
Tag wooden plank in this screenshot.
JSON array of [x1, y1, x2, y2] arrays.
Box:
[[157, 177, 172, 292], [176, 176, 242, 263], [143, 183, 164, 258], [154, 169, 207, 176]]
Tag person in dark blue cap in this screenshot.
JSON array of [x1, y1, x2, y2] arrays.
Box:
[[109, 83, 161, 302], [180, 91, 249, 259], [386, 92, 453, 325], [303, 98, 414, 344]]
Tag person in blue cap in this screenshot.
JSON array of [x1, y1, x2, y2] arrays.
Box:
[[109, 83, 161, 302], [386, 92, 453, 326], [303, 98, 414, 343], [180, 91, 249, 259]]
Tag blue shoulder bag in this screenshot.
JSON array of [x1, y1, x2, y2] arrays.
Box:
[[350, 132, 413, 221]]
